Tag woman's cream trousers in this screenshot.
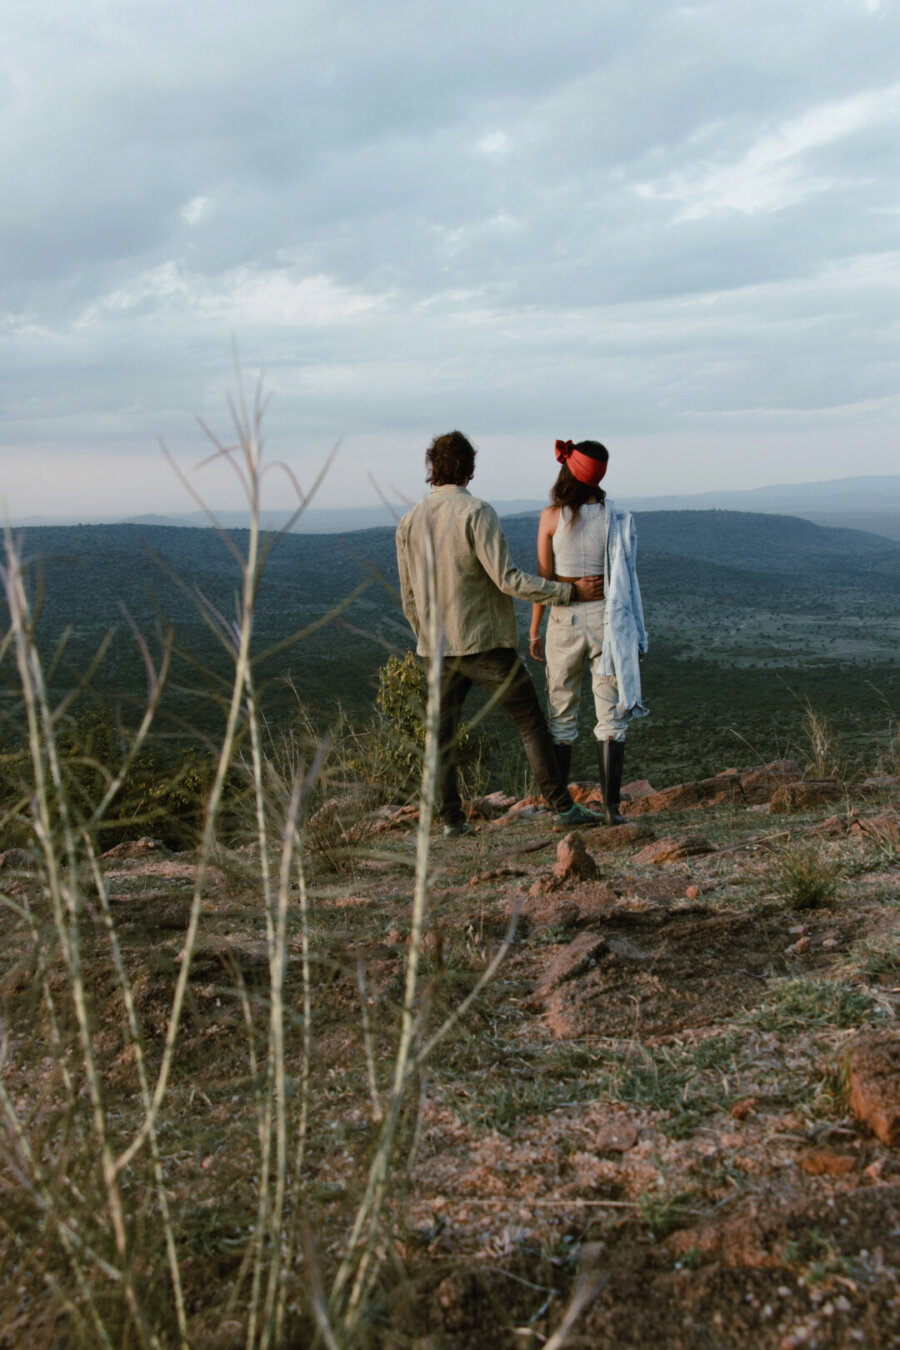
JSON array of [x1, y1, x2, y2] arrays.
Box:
[[545, 600, 627, 745]]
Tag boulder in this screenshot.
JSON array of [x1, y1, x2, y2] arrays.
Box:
[[849, 1031, 900, 1146]]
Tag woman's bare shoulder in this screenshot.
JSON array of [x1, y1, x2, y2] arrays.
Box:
[[539, 504, 561, 530]]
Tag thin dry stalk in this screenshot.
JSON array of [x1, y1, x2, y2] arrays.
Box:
[[329, 515, 443, 1336]]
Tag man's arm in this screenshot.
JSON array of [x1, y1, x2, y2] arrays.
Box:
[[529, 506, 559, 662], [472, 504, 604, 604], [395, 526, 420, 639], [471, 503, 574, 606]]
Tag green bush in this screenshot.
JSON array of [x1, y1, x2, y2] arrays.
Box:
[[359, 651, 487, 799]]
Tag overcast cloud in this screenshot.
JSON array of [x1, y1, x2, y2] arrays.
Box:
[[2, 0, 898, 517]]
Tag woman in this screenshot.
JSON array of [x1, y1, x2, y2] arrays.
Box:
[[529, 439, 648, 824]]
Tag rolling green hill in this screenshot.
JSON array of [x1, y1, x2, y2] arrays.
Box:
[[3, 511, 898, 787]]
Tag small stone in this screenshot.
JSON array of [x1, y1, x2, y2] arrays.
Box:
[[594, 1120, 638, 1153], [799, 1148, 855, 1177], [730, 1098, 757, 1121]]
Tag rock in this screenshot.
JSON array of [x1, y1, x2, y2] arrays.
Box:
[[529, 874, 562, 897], [589, 822, 655, 851], [849, 1031, 900, 1145], [573, 883, 626, 920], [785, 936, 810, 956], [798, 1149, 856, 1177], [553, 833, 599, 882], [738, 760, 803, 804], [851, 810, 900, 842], [518, 895, 581, 936], [624, 781, 703, 816], [492, 797, 545, 825], [621, 779, 656, 801], [730, 1098, 757, 1120], [632, 835, 715, 865], [594, 1120, 639, 1152], [806, 813, 851, 837], [532, 931, 607, 1000], [770, 780, 842, 813], [466, 791, 518, 820], [861, 775, 900, 791], [699, 770, 744, 806], [0, 848, 39, 872], [103, 837, 170, 860], [568, 782, 604, 808]]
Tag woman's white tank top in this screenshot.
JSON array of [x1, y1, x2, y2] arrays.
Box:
[[551, 502, 607, 576]]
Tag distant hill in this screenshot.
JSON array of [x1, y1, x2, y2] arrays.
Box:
[[4, 509, 898, 782], [13, 476, 900, 542]]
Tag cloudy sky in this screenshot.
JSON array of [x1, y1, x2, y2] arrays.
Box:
[[2, 0, 898, 520]]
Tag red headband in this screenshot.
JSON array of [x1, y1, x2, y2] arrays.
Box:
[[555, 439, 608, 487]]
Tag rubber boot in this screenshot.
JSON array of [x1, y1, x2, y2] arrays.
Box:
[[597, 739, 626, 825], [554, 742, 572, 787]]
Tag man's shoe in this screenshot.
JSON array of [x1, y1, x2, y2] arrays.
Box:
[[443, 821, 473, 838], [553, 802, 604, 829]]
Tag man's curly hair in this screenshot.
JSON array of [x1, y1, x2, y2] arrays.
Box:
[[426, 430, 476, 486]]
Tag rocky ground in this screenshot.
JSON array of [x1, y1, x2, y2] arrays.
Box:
[[1, 760, 899, 1348]]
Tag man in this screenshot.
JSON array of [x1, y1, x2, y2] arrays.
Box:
[[395, 430, 605, 835]]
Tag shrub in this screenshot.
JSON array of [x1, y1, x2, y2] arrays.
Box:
[[774, 844, 839, 910], [362, 650, 487, 798]]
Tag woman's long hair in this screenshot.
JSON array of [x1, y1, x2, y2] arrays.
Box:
[[550, 458, 607, 524]]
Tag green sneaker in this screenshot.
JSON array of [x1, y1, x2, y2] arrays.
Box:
[[553, 802, 604, 829], [442, 821, 474, 838]]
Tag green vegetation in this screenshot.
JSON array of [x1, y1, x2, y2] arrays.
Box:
[[748, 977, 883, 1033], [773, 844, 840, 910]]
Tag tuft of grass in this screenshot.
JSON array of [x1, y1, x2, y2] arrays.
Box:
[[800, 699, 846, 781], [637, 1189, 696, 1239], [784, 1227, 853, 1285], [773, 844, 839, 910], [840, 930, 900, 982], [749, 977, 882, 1033]]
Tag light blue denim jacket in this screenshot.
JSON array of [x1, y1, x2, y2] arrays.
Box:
[[598, 502, 649, 720]]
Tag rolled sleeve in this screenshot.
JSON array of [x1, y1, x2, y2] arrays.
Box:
[[471, 505, 572, 606]]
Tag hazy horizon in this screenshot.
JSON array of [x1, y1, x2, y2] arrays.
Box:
[[9, 471, 900, 533]]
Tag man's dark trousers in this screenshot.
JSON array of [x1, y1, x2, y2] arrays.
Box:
[[438, 646, 570, 826]]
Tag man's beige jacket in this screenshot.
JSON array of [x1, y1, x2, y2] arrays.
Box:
[[395, 485, 574, 657]]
